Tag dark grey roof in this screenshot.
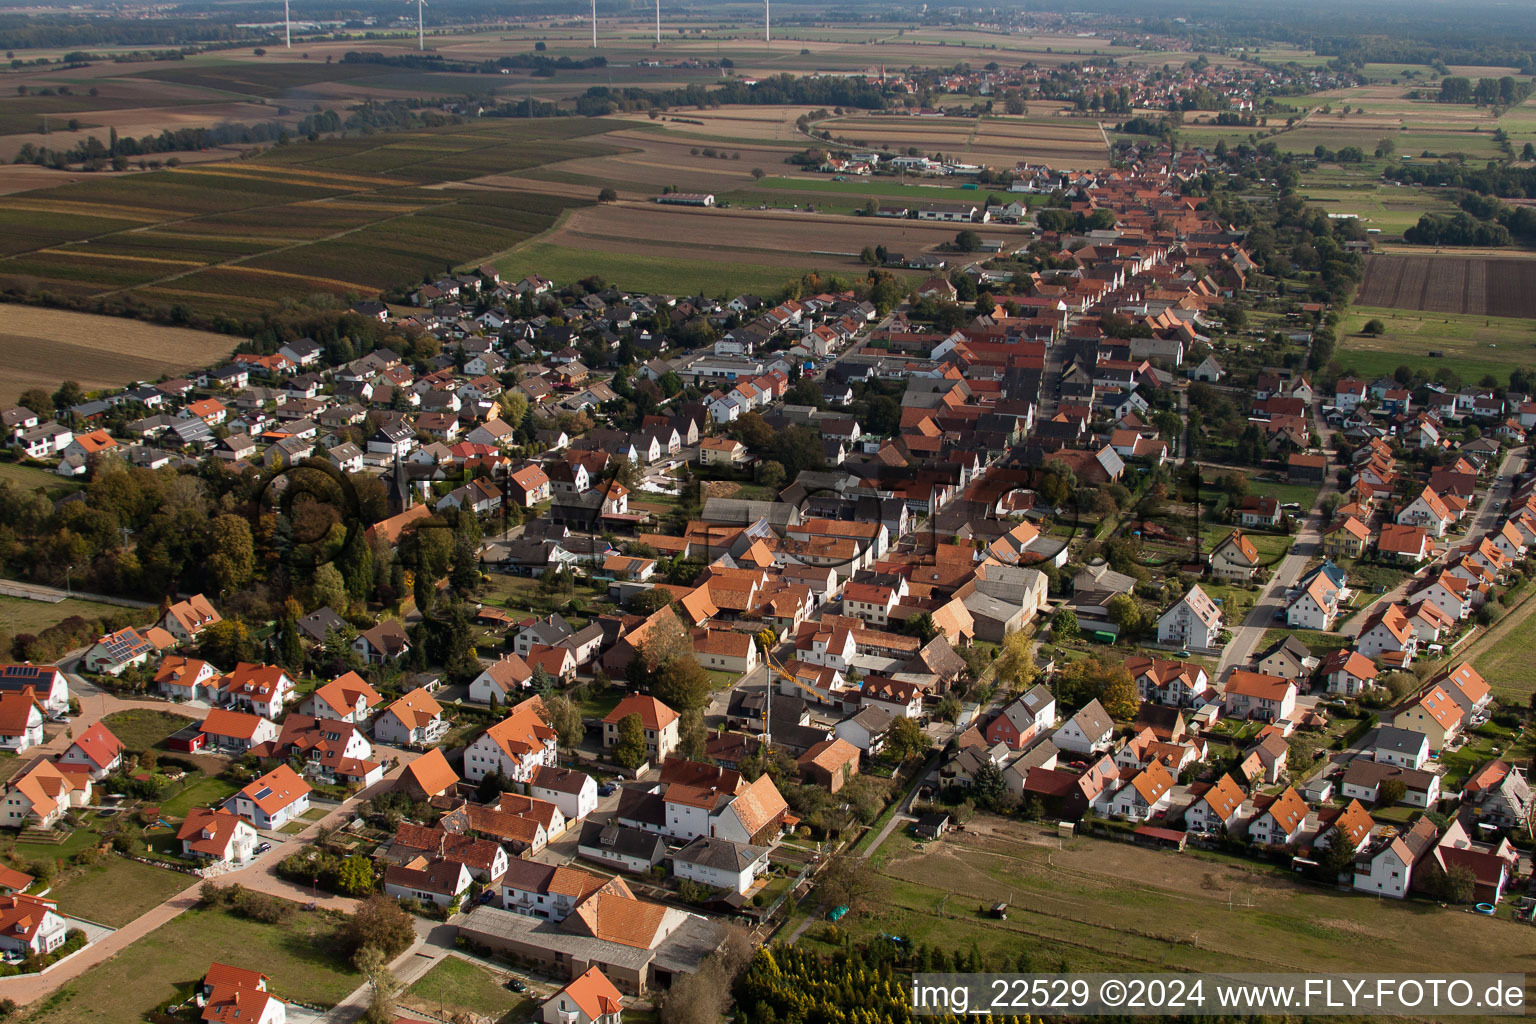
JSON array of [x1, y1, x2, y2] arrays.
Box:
[[1372, 726, 1428, 754], [671, 836, 769, 872], [577, 821, 665, 863]]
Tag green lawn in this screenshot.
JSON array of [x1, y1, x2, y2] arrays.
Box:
[[6, 827, 104, 866], [26, 905, 359, 1024], [1468, 594, 1536, 703], [403, 956, 530, 1022], [496, 241, 802, 300], [101, 709, 194, 753], [1336, 305, 1536, 383], [805, 813, 1533, 976], [0, 460, 77, 498], [159, 774, 241, 818], [0, 595, 139, 636], [43, 856, 195, 927], [1253, 481, 1322, 510], [1259, 627, 1354, 657]]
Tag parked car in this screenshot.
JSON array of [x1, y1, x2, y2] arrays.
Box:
[[597, 783, 617, 797], [256, 841, 272, 855], [505, 978, 527, 992]]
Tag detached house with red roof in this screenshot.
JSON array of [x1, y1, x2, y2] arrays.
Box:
[[1183, 773, 1248, 834], [1247, 786, 1310, 846], [154, 656, 219, 703], [219, 663, 295, 718], [298, 671, 382, 724], [198, 962, 286, 1024], [0, 664, 68, 715], [1356, 603, 1418, 666], [0, 689, 43, 752], [225, 764, 312, 830], [1397, 486, 1456, 537], [1391, 684, 1464, 753], [82, 627, 154, 676], [602, 695, 680, 763], [201, 708, 279, 753], [58, 721, 124, 780], [1223, 671, 1296, 722], [374, 688, 448, 747], [157, 594, 222, 645], [0, 758, 91, 828], [1320, 649, 1378, 697], [1208, 529, 1260, 582], [178, 807, 259, 869], [0, 894, 67, 958], [1377, 524, 1431, 564], [544, 966, 624, 1024], [508, 463, 553, 507], [463, 696, 558, 783]]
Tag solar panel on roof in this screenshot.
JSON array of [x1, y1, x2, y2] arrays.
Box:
[[253, 787, 272, 801]]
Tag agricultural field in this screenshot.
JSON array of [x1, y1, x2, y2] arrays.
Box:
[[522, 201, 1012, 286], [815, 814, 1533, 977], [0, 306, 235, 406], [0, 119, 617, 324], [496, 240, 806, 299], [1356, 253, 1536, 318], [26, 905, 359, 1024], [1296, 181, 1456, 238], [816, 112, 1109, 169], [1463, 590, 1536, 703], [1334, 306, 1536, 389]]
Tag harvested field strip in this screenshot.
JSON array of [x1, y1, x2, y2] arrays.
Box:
[[180, 164, 411, 189], [38, 248, 203, 267], [2, 201, 165, 222]]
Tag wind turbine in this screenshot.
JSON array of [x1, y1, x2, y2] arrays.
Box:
[[654, 0, 660, 44], [590, 0, 597, 48], [284, 0, 291, 48], [764, 0, 770, 45], [406, 0, 426, 50]]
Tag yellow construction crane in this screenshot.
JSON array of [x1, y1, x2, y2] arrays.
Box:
[[754, 632, 830, 747]]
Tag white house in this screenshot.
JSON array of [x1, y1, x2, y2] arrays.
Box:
[[468, 653, 533, 705], [1286, 573, 1341, 631], [1222, 671, 1297, 722], [543, 966, 624, 1024], [1155, 585, 1223, 650], [57, 722, 124, 780], [178, 807, 259, 869], [1353, 817, 1438, 899], [1372, 726, 1430, 770], [1246, 787, 1309, 846], [531, 764, 598, 823], [0, 894, 68, 957], [225, 764, 312, 830], [670, 836, 771, 895], [373, 688, 448, 747], [384, 859, 472, 907], [1105, 762, 1173, 822], [1053, 699, 1113, 756], [0, 691, 44, 752], [462, 697, 558, 783], [0, 665, 68, 715]]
